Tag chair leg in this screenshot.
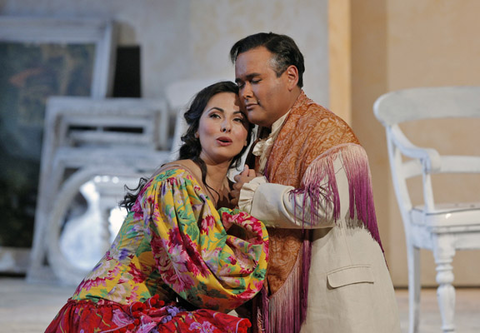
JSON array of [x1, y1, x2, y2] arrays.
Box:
[[407, 242, 421, 333], [27, 162, 67, 282], [432, 234, 456, 333]]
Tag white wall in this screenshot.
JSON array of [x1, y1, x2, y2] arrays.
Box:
[[0, 0, 329, 105], [187, 0, 329, 106], [351, 0, 480, 287]]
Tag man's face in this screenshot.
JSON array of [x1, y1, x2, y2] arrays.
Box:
[[234, 47, 292, 128]]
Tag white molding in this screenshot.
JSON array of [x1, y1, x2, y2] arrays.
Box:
[[0, 16, 117, 97], [0, 16, 117, 278]]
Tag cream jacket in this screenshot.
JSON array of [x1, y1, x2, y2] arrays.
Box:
[[239, 154, 401, 333]]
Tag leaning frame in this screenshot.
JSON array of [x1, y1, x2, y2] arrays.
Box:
[[0, 17, 117, 279]]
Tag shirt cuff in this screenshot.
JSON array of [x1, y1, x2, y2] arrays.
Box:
[[238, 176, 268, 214]]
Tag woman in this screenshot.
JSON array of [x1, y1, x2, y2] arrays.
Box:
[[46, 81, 269, 333]]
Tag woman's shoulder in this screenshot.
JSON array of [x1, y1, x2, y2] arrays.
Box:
[[156, 160, 203, 184]]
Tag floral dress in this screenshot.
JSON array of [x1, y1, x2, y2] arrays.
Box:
[[46, 167, 269, 333]]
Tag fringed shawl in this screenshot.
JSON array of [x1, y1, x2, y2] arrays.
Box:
[[296, 143, 384, 250], [255, 91, 382, 333]]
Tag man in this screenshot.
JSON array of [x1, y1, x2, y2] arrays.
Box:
[[230, 32, 401, 333]]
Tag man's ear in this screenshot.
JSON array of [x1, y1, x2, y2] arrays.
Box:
[[285, 65, 299, 91]]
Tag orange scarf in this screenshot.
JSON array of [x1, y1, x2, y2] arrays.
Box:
[[253, 92, 382, 333]]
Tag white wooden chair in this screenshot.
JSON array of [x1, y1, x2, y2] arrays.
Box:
[[374, 86, 480, 333], [32, 78, 234, 285], [28, 97, 174, 284]]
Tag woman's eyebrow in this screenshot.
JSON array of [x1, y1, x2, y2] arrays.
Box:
[[207, 107, 224, 113]]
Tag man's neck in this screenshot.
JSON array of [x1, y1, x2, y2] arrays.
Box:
[[266, 88, 302, 130]]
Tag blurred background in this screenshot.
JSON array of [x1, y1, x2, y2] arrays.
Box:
[[0, 0, 479, 322]]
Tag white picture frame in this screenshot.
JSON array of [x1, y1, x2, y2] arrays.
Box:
[[0, 16, 116, 97], [0, 17, 117, 277]]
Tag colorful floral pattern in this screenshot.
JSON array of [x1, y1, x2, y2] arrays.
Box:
[[46, 296, 252, 333], [46, 167, 268, 332]]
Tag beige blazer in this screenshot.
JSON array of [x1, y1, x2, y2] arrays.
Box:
[[239, 149, 401, 333]]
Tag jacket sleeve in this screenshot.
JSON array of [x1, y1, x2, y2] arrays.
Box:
[[238, 144, 375, 231], [142, 168, 269, 312], [238, 158, 348, 229]]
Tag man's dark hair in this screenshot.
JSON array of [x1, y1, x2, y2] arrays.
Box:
[[230, 32, 305, 88]]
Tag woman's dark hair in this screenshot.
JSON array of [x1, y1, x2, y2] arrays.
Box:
[[230, 32, 305, 88], [120, 81, 253, 211]]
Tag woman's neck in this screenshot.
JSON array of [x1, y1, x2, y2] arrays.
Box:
[[205, 161, 230, 193]]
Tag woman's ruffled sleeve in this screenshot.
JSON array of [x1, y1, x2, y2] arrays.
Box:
[[140, 168, 268, 313]]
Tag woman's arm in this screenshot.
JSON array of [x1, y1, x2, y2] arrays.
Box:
[[142, 167, 268, 313]]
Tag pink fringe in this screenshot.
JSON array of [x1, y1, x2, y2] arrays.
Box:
[[300, 232, 311, 324], [265, 252, 305, 333], [262, 144, 383, 333], [260, 286, 269, 333], [298, 143, 384, 251]]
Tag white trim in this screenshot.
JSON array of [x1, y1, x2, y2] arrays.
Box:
[[0, 16, 117, 97], [0, 16, 117, 277]]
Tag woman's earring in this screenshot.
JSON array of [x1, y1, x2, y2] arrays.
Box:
[[195, 132, 199, 139]]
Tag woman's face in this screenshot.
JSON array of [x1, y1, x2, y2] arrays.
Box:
[[197, 92, 249, 165]]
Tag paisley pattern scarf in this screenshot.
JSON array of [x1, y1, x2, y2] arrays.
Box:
[[253, 91, 382, 333]]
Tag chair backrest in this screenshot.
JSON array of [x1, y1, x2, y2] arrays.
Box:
[[164, 77, 230, 160], [45, 96, 169, 150], [164, 77, 230, 116], [40, 96, 172, 195], [374, 86, 480, 215], [374, 86, 480, 126]]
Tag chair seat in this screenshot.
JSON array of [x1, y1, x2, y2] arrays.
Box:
[[411, 202, 480, 229]]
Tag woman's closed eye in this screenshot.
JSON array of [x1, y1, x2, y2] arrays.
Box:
[[234, 116, 246, 124]]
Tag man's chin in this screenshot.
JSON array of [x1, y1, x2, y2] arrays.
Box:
[[247, 113, 265, 127]]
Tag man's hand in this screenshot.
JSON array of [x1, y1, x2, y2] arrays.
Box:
[[230, 165, 257, 207]]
